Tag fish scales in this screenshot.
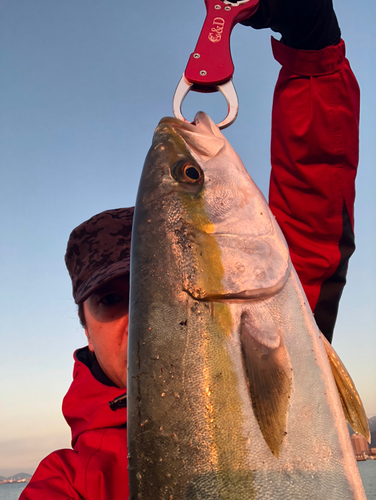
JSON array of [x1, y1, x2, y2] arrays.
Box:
[[128, 113, 366, 499]]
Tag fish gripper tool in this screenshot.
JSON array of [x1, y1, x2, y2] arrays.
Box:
[[173, 0, 259, 129]]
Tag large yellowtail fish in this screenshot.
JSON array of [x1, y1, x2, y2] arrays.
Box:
[[128, 112, 369, 499]]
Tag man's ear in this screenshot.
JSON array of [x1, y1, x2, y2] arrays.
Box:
[[85, 328, 95, 352]]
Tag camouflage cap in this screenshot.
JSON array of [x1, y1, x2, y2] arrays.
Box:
[[65, 207, 134, 304]]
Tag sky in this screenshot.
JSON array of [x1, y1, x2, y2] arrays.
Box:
[[1, 0, 375, 478]]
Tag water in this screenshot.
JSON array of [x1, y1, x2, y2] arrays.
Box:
[[358, 460, 376, 500], [0, 463, 373, 499], [0, 483, 26, 500]]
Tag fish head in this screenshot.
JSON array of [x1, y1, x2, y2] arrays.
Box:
[[138, 112, 290, 301]]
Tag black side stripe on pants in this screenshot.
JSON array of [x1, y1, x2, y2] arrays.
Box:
[[314, 202, 355, 344]]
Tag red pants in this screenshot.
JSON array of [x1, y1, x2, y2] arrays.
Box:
[[269, 38, 359, 342]]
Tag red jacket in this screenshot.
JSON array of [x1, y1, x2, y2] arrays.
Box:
[[20, 348, 128, 500], [269, 38, 359, 342]]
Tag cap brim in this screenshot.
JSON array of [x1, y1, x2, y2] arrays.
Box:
[[75, 260, 130, 304]]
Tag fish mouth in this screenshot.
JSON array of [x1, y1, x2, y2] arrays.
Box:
[[158, 115, 197, 131], [158, 113, 225, 161], [159, 112, 209, 132], [159, 112, 220, 136]]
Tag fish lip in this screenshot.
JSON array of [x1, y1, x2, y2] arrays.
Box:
[[158, 112, 215, 135], [158, 113, 225, 161], [153, 118, 198, 149], [158, 116, 198, 132]]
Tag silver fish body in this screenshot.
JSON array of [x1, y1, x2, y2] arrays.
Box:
[[128, 113, 366, 499]]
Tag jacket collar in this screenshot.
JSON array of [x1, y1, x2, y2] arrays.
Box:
[[62, 347, 127, 447]]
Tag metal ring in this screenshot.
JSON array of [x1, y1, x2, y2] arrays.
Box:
[[172, 75, 239, 130]]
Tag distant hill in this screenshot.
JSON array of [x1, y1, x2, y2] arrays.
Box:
[[363, 416, 376, 447], [9, 473, 32, 481], [0, 472, 32, 483], [371, 431, 376, 448], [368, 416, 376, 433]]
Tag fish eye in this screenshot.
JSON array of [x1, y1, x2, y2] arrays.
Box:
[[183, 164, 200, 180], [172, 161, 203, 184]]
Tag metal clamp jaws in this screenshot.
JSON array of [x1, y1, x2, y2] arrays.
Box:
[[172, 0, 259, 129], [173, 76, 239, 130]]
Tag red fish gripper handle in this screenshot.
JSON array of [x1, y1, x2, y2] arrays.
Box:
[[184, 0, 259, 89]]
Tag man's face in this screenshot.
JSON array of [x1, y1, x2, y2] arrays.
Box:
[[83, 275, 129, 388]]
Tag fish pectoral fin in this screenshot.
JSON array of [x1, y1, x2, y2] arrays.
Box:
[[240, 313, 292, 458], [321, 334, 370, 442]]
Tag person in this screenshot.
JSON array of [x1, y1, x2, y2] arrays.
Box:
[[20, 0, 359, 497], [20, 208, 133, 500]]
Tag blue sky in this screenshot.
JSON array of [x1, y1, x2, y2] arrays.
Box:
[[0, 0, 375, 477]]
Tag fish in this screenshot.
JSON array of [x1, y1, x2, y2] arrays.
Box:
[[128, 112, 369, 499]]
